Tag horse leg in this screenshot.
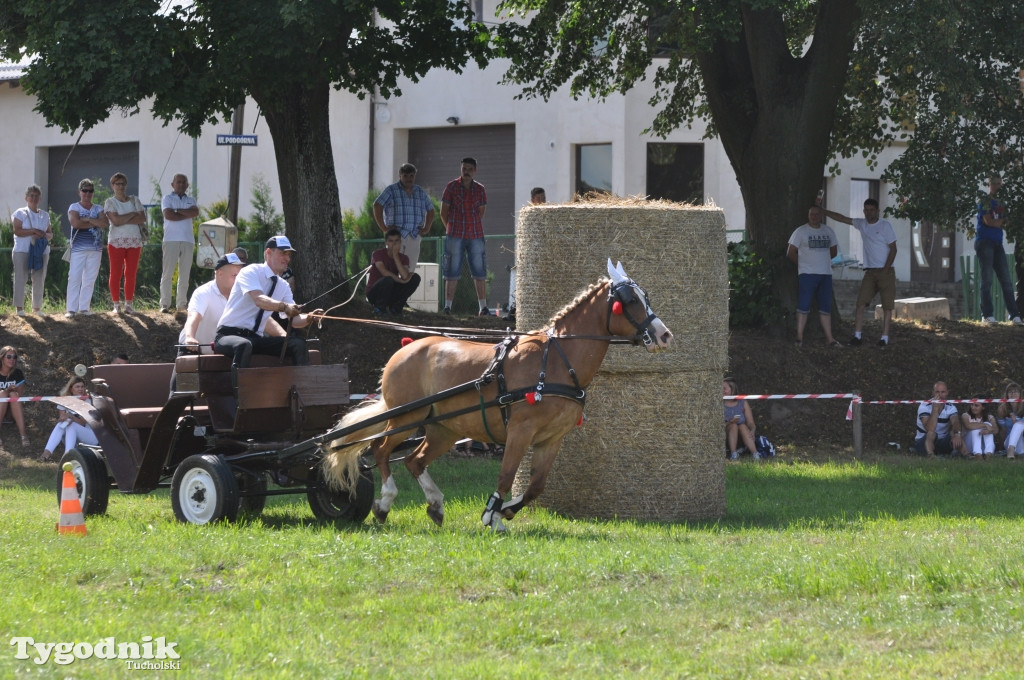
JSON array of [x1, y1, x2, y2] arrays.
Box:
[[482, 435, 564, 532], [404, 426, 458, 527], [370, 428, 403, 524]]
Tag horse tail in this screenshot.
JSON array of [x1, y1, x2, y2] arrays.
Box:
[[321, 397, 390, 494]]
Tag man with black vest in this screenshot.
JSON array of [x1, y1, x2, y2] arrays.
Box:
[[214, 235, 319, 369]]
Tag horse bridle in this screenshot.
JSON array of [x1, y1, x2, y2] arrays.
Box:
[[607, 279, 660, 348]]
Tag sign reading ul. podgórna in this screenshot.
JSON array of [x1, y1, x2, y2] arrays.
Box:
[[216, 134, 258, 146]]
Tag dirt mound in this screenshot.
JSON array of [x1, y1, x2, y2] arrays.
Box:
[[1, 303, 1018, 462]]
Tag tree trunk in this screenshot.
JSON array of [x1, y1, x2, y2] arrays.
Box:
[[252, 79, 347, 304], [697, 1, 861, 328]]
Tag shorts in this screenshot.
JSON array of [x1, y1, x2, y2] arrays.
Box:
[[913, 434, 955, 456], [856, 268, 896, 309], [443, 236, 487, 280], [796, 274, 833, 315]]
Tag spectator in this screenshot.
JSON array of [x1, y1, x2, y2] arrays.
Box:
[[997, 382, 1024, 459], [723, 378, 758, 461], [111, 353, 131, 365], [367, 229, 421, 316], [159, 173, 200, 313], [913, 381, 965, 456], [10, 184, 54, 316], [823, 198, 898, 347], [214, 236, 321, 369], [440, 157, 489, 316], [961, 396, 997, 460], [66, 178, 107, 318], [975, 175, 1023, 325], [104, 172, 147, 315], [180, 252, 247, 354], [530, 187, 546, 204], [372, 163, 435, 273], [0, 346, 29, 449], [39, 376, 97, 462], [786, 205, 839, 347]]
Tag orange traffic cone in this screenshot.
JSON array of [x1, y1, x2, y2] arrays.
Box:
[[56, 462, 87, 535]]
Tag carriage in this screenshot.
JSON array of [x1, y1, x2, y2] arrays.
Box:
[[56, 261, 673, 530], [54, 346, 379, 525]]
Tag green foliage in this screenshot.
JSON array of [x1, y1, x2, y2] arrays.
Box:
[[146, 177, 164, 244], [727, 240, 783, 328], [247, 173, 284, 244]]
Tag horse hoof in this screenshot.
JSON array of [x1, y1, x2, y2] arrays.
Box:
[[371, 500, 389, 524], [426, 502, 444, 527]]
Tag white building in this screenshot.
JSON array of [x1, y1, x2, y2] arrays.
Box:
[[0, 3, 972, 306]]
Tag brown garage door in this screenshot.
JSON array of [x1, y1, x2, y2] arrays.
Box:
[[409, 125, 515, 311]]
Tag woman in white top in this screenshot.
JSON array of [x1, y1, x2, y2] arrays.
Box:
[[10, 184, 53, 316], [104, 172, 147, 314], [40, 375, 98, 462]]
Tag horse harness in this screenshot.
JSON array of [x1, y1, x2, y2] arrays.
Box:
[[476, 332, 587, 443]]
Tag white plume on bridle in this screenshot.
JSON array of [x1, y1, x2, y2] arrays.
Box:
[[607, 258, 630, 283]]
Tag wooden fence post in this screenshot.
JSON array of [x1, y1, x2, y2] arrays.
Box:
[[852, 391, 863, 456]]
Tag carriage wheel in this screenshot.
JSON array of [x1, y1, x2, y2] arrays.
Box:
[[307, 465, 373, 523], [56, 446, 110, 516], [171, 454, 239, 524], [236, 470, 268, 518]]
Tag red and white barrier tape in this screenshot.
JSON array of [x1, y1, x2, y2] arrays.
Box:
[[1, 395, 87, 403], [724, 394, 1024, 423]]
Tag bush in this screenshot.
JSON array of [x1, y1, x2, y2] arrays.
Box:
[[728, 240, 783, 328]]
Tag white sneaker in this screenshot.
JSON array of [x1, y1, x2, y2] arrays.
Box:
[[78, 309, 94, 316], [729, 451, 739, 461], [64, 311, 75, 319], [1013, 317, 1024, 326], [753, 452, 762, 460], [112, 302, 122, 315], [982, 316, 997, 324], [124, 301, 135, 315]]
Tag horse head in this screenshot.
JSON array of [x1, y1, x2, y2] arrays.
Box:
[[606, 259, 674, 351]]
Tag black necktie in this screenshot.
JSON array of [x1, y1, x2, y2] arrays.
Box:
[[252, 275, 278, 332]]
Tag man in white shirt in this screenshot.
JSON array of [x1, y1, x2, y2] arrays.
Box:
[[824, 198, 898, 347], [913, 381, 965, 456], [786, 205, 839, 347], [214, 236, 319, 369], [160, 174, 200, 312], [179, 251, 248, 354]]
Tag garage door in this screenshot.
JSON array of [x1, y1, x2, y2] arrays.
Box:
[[409, 125, 515, 311], [47, 142, 140, 237]]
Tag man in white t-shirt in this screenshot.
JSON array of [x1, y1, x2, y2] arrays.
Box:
[[214, 236, 321, 369], [160, 174, 200, 313], [179, 251, 249, 354], [824, 198, 898, 347], [786, 205, 839, 347], [913, 381, 965, 456]]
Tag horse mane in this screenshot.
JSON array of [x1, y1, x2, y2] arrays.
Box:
[[534, 277, 610, 331]]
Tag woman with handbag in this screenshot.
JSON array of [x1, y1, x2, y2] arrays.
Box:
[[66, 178, 107, 317], [10, 184, 53, 316], [104, 172, 148, 315]]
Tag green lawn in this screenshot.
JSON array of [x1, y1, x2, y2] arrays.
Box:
[[2, 455, 1023, 679]]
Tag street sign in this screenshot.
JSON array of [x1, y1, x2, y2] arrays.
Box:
[[216, 134, 258, 146]]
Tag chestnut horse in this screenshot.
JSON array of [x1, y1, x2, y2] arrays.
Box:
[[323, 260, 673, 531]]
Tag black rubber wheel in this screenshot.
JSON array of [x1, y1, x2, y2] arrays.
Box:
[[307, 466, 373, 523], [236, 470, 268, 518], [171, 454, 239, 524], [56, 446, 110, 516]]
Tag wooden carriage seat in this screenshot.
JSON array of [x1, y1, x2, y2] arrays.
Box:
[[90, 363, 185, 430]]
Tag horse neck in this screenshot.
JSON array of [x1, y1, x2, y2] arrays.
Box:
[[547, 283, 613, 387]]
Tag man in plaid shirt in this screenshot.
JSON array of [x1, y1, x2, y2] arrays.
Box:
[[373, 163, 435, 273], [440, 157, 489, 315]]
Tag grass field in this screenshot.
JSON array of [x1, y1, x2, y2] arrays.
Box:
[[2, 455, 1024, 679]]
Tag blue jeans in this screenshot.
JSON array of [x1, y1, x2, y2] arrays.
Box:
[[975, 239, 1020, 319], [443, 236, 487, 280]]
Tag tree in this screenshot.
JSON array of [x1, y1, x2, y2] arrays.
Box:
[[0, 0, 489, 301], [494, 0, 1024, 311]]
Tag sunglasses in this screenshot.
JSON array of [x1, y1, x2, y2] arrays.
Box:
[[81, 188, 94, 193], [4, 354, 16, 360]]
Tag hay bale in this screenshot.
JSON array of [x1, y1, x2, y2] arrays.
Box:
[[512, 195, 727, 520], [516, 199, 728, 373], [513, 371, 726, 521]]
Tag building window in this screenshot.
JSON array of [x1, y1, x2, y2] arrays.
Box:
[[576, 144, 612, 195], [646, 143, 703, 203]]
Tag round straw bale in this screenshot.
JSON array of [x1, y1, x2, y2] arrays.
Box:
[[512, 195, 727, 521], [512, 370, 726, 521], [516, 199, 728, 373]]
